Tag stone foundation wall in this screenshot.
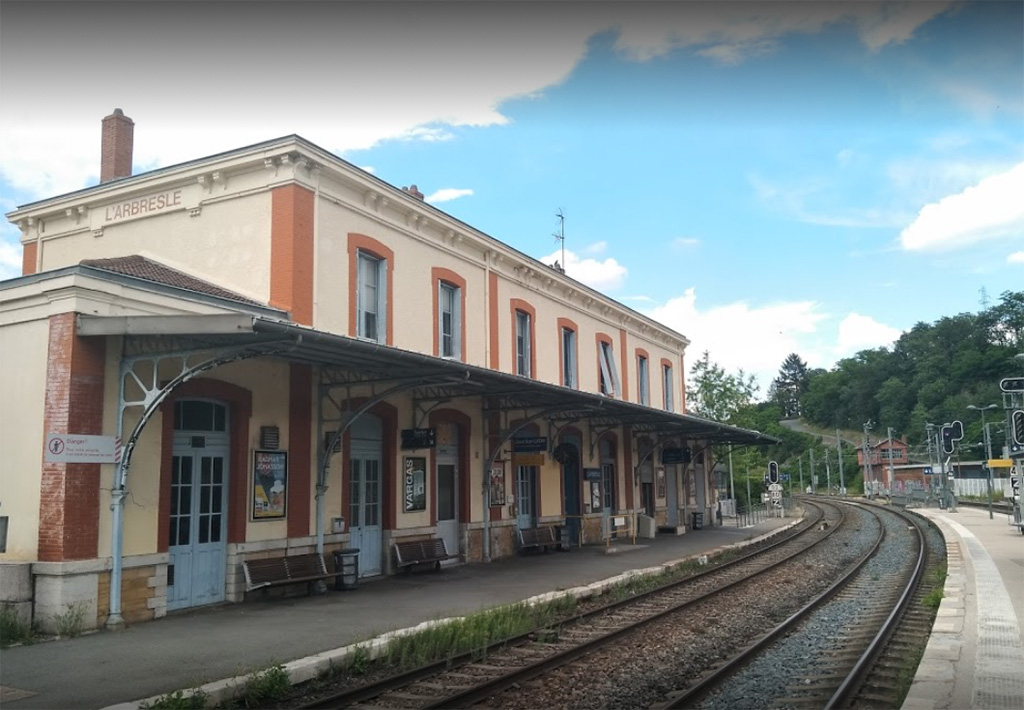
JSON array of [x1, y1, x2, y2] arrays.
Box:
[[96, 564, 162, 628]]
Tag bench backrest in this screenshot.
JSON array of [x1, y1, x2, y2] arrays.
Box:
[[518, 526, 559, 545], [394, 538, 450, 564], [243, 553, 326, 587], [244, 557, 289, 587], [285, 553, 327, 578]]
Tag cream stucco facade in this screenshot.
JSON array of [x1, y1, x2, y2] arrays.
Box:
[[0, 118, 771, 632]]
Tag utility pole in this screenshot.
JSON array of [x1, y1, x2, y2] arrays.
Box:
[[925, 423, 937, 497], [728, 445, 735, 507], [810, 448, 816, 494], [887, 426, 896, 496], [863, 421, 873, 499], [745, 463, 752, 515], [836, 429, 845, 496], [825, 448, 832, 496], [799, 455, 804, 494]]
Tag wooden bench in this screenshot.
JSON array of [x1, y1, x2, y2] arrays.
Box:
[[517, 525, 563, 553], [242, 552, 341, 595], [393, 538, 452, 573]]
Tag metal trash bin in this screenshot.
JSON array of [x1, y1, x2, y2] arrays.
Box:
[[691, 512, 703, 530], [332, 548, 359, 591]]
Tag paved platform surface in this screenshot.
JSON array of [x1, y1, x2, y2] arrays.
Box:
[[902, 505, 1024, 710], [1, 516, 794, 710]]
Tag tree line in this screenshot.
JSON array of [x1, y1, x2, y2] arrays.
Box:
[[685, 290, 1022, 502]]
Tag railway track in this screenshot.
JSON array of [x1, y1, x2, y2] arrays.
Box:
[[657, 501, 930, 710], [296, 501, 840, 709]]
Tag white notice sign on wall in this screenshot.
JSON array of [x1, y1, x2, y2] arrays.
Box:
[[45, 434, 119, 463]]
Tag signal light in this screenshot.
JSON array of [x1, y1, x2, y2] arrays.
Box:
[[1012, 410, 1024, 447], [768, 460, 779, 484], [941, 426, 955, 455], [1001, 377, 1024, 393]]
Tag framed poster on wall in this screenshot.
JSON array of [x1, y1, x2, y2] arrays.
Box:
[[656, 467, 666, 499], [404, 456, 427, 512], [489, 463, 506, 506], [252, 450, 287, 520]]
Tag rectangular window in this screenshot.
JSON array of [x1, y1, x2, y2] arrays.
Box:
[[439, 282, 461, 359], [599, 341, 620, 398], [638, 356, 649, 406], [561, 327, 577, 388], [516, 310, 532, 376], [356, 251, 386, 343], [663, 364, 674, 411]]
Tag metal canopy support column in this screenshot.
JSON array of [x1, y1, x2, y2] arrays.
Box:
[[107, 340, 292, 630]]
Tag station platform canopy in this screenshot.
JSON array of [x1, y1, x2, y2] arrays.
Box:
[[78, 312, 778, 447]]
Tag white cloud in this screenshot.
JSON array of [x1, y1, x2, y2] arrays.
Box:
[[640, 290, 904, 394], [1008, 251, 1024, 265], [582, 241, 607, 255], [539, 247, 627, 292], [644, 288, 829, 393], [899, 162, 1024, 251], [0, 2, 955, 200], [749, 173, 911, 229], [835, 313, 903, 354], [612, 2, 952, 62], [425, 188, 474, 204], [671, 237, 701, 249]]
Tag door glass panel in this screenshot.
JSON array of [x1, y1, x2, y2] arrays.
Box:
[[602, 463, 615, 509], [365, 460, 380, 527], [516, 466, 533, 517], [170, 456, 192, 547], [350, 459, 362, 527], [438, 464, 456, 521]]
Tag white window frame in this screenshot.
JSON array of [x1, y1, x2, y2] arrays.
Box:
[[439, 281, 461, 360], [516, 310, 532, 377], [638, 356, 649, 406], [599, 341, 620, 398], [356, 250, 387, 343], [561, 327, 577, 389], [663, 363, 674, 411]]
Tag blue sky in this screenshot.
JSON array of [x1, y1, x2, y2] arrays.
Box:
[[1, 1, 1021, 393]]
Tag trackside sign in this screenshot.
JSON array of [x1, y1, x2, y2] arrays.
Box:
[[45, 434, 120, 463]]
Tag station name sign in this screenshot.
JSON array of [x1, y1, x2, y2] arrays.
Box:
[[104, 189, 183, 224]]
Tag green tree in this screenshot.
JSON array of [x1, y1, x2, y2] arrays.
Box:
[[769, 353, 810, 418], [686, 350, 759, 423]]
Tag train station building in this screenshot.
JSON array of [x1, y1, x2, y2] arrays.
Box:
[[0, 110, 774, 632]]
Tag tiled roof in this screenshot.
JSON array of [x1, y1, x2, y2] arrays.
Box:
[[80, 255, 266, 307]]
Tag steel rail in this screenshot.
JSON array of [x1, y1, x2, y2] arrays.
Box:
[[298, 501, 839, 710], [823, 505, 927, 709], [658, 500, 891, 710]]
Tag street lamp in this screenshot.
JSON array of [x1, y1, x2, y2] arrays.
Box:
[[967, 403, 998, 519]]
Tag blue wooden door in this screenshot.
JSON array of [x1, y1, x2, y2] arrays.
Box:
[[515, 465, 537, 530], [168, 401, 228, 611], [349, 416, 382, 576]]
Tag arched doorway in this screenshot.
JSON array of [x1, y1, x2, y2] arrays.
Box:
[[168, 399, 229, 611], [349, 414, 383, 576], [435, 421, 460, 560], [556, 433, 582, 546]]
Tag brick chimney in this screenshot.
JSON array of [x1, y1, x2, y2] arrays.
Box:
[[101, 108, 134, 182], [402, 184, 425, 200]]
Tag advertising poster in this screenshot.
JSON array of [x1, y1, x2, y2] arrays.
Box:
[[404, 456, 427, 512], [489, 464, 506, 506], [252, 450, 287, 519]]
